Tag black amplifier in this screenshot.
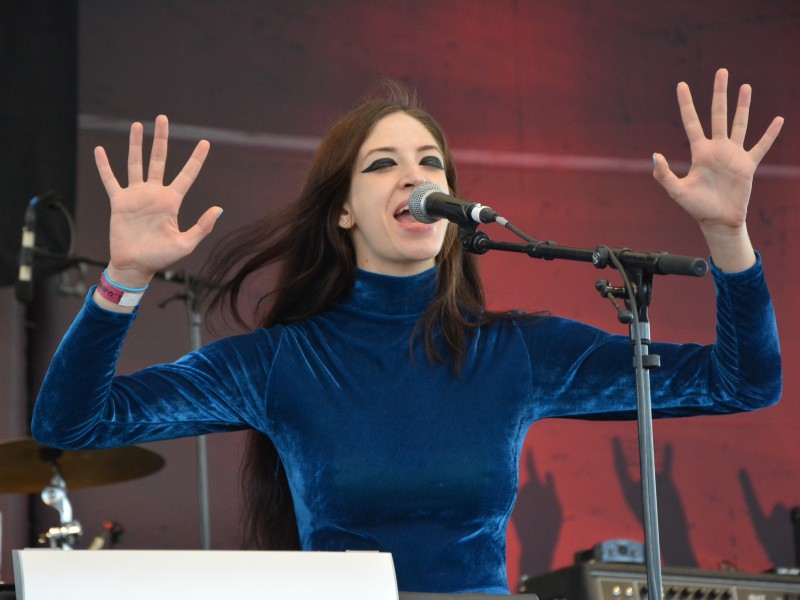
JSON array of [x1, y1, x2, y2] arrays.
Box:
[[518, 562, 800, 600]]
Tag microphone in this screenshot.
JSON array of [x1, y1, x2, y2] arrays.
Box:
[[408, 183, 503, 226], [15, 195, 40, 304]]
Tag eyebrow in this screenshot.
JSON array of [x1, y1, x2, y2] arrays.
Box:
[[362, 144, 443, 160]]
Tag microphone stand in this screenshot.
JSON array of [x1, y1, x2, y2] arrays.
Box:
[[460, 225, 709, 600], [157, 271, 212, 550]]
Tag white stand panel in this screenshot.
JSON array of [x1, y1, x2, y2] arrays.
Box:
[[13, 549, 398, 600]]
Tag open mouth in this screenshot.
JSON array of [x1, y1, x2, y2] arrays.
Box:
[[394, 204, 417, 223]]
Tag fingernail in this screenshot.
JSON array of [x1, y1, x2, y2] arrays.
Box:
[[652, 153, 657, 167], [217, 208, 224, 219]]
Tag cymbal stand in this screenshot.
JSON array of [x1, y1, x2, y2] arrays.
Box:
[[38, 450, 82, 550], [158, 270, 212, 550]]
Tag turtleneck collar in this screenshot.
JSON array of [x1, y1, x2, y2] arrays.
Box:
[[341, 267, 438, 317]]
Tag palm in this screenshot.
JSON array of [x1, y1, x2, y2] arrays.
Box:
[[669, 137, 756, 228], [108, 183, 190, 271]]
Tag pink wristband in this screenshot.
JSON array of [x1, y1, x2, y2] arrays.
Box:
[[98, 273, 145, 307]]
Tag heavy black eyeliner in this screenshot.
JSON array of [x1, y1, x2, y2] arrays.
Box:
[[361, 158, 396, 173], [421, 156, 444, 169]]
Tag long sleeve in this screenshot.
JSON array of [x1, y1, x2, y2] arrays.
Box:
[[31, 287, 278, 449], [523, 253, 781, 421]]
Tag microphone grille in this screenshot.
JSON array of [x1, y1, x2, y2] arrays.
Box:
[[408, 182, 445, 224]]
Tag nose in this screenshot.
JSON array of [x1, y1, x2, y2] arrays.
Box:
[[404, 179, 426, 190], [401, 167, 428, 189]]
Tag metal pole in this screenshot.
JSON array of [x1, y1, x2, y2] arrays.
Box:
[[187, 282, 211, 550]]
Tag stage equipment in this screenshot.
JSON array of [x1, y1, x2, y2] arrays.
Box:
[[793, 507, 800, 567], [408, 182, 502, 226], [574, 540, 645, 565], [0, 438, 163, 550], [518, 562, 800, 600], [12, 192, 74, 302], [400, 592, 538, 600], [12, 550, 397, 600], [0, 438, 164, 494]]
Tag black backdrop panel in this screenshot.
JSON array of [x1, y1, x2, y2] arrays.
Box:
[[0, 1, 77, 286]]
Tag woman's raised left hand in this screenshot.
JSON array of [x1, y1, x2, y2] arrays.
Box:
[[653, 68, 784, 272]]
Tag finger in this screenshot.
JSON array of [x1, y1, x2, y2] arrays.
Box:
[[147, 114, 169, 184], [730, 83, 752, 146], [676, 81, 706, 146], [171, 139, 211, 197], [710, 67, 729, 140], [128, 121, 144, 185], [748, 115, 785, 166], [652, 152, 682, 196], [94, 146, 122, 198], [181, 205, 223, 252]]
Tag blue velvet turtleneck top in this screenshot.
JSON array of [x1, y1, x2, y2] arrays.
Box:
[[32, 257, 781, 594]]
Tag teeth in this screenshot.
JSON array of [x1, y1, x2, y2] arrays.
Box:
[[395, 206, 410, 216]]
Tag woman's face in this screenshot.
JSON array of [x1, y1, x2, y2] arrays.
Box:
[[341, 112, 450, 276]]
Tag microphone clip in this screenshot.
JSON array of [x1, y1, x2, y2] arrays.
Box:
[[460, 229, 490, 255], [595, 279, 635, 324]]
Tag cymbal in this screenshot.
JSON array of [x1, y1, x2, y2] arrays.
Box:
[[0, 438, 165, 494]]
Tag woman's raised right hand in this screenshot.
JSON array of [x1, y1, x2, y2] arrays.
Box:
[[94, 114, 221, 289]]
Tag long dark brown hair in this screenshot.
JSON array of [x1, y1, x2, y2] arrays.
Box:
[[202, 82, 495, 551]]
